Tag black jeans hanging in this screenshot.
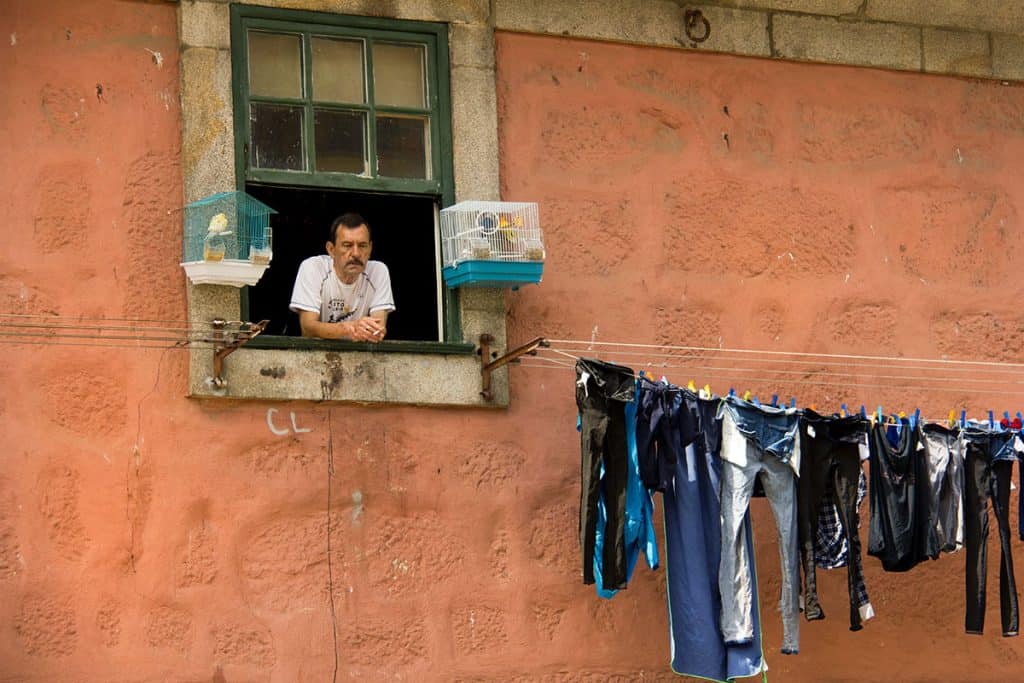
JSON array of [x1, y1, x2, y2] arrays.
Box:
[[798, 411, 869, 632], [964, 432, 1019, 636], [576, 357, 635, 588]]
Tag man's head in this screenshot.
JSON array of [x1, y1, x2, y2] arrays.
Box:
[[326, 212, 372, 284]]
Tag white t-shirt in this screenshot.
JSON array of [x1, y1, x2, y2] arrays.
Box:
[[289, 255, 396, 323]]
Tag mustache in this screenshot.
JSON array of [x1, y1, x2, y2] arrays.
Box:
[[346, 258, 365, 266]]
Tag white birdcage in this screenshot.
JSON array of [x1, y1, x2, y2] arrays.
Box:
[[180, 191, 276, 287], [439, 201, 544, 288]]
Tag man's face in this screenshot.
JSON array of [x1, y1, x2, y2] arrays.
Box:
[[327, 225, 372, 283]]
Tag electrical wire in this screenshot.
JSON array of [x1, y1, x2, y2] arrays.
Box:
[[0, 312, 248, 327]]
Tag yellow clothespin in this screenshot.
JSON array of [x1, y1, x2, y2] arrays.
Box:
[[898, 411, 907, 420], [743, 390, 752, 401], [687, 379, 697, 392], [810, 404, 817, 412], [948, 409, 956, 427], [703, 383, 712, 397]]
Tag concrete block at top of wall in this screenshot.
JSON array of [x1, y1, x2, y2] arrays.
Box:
[[450, 65, 499, 202], [865, 0, 1024, 36], [221, 0, 489, 24], [450, 22, 495, 70], [771, 13, 921, 71], [703, 0, 864, 16], [180, 47, 236, 203], [676, 5, 771, 57], [180, 1, 230, 49], [923, 27, 992, 78], [993, 33, 1024, 81], [494, 0, 685, 48]]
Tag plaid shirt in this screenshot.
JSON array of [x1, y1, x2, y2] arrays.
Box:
[[814, 468, 870, 607]]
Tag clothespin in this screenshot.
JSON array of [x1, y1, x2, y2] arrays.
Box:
[[948, 409, 956, 428], [704, 384, 712, 397], [810, 403, 817, 411], [876, 405, 883, 424], [912, 409, 920, 430], [960, 410, 967, 429], [687, 379, 697, 392], [860, 405, 867, 418], [729, 387, 735, 397], [789, 397, 797, 408], [897, 410, 907, 419], [743, 390, 752, 401], [771, 394, 779, 407], [841, 403, 849, 417], [752, 395, 761, 406], [989, 410, 995, 429]]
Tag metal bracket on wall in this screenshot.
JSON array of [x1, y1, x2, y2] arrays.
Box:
[[207, 318, 269, 390], [478, 334, 548, 401]]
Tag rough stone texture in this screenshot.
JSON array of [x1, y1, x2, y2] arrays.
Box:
[[180, 0, 230, 49], [122, 152, 185, 320], [339, 615, 426, 664], [923, 27, 992, 77], [37, 466, 89, 561], [14, 593, 78, 656], [455, 440, 525, 490], [96, 602, 121, 648], [144, 604, 193, 652], [368, 513, 463, 594], [178, 520, 218, 586], [231, 0, 488, 24], [866, 0, 1024, 35], [41, 368, 128, 437], [992, 32, 1024, 80], [772, 13, 921, 70], [212, 620, 276, 666], [180, 46, 235, 204], [930, 311, 1024, 362], [39, 84, 89, 142], [528, 503, 577, 575], [33, 165, 91, 254], [451, 605, 508, 655]]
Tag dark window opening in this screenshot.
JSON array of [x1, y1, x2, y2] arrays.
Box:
[[245, 183, 440, 342]]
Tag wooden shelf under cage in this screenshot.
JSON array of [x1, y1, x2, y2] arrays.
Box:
[[181, 260, 270, 287]]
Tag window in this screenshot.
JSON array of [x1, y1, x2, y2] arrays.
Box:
[[230, 6, 456, 343]]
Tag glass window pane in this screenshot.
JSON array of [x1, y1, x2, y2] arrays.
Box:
[[250, 103, 304, 171], [248, 31, 303, 99], [314, 109, 367, 174], [312, 37, 365, 104], [373, 43, 426, 108], [376, 115, 428, 179]]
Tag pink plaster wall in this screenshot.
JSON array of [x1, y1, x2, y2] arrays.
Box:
[[3, 0, 1024, 680]]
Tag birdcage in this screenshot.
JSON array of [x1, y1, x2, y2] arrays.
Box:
[[439, 201, 545, 288], [180, 191, 276, 287]]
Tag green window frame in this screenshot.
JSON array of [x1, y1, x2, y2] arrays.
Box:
[[229, 5, 461, 344]]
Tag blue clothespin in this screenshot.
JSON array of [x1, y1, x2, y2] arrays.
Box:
[[876, 405, 883, 423], [860, 405, 867, 418], [771, 394, 778, 407], [729, 387, 735, 397], [841, 403, 848, 417], [960, 410, 967, 428], [989, 410, 994, 429], [789, 397, 797, 408], [911, 408, 920, 430], [752, 395, 761, 406], [1004, 411, 1011, 422]]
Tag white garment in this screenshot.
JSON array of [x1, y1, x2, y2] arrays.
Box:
[[289, 255, 395, 323]]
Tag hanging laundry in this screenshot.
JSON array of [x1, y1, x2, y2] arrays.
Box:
[[797, 410, 874, 632], [646, 384, 766, 681], [718, 395, 802, 655], [575, 357, 635, 589], [867, 419, 940, 572], [921, 422, 966, 553], [592, 377, 659, 598], [813, 470, 867, 571], [962, 420, 1019, 636]]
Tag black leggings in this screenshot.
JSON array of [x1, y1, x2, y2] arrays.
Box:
[[576, 358, 634, 588], [799, 418, 867, 632], [964, 444, 1019, 636]]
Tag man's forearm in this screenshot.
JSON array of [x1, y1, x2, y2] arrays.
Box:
[[300, 318, 355, 340]]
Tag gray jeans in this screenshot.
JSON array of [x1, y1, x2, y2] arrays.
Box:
[[719, 409, 801, 654], [922, 425, 965, 553]]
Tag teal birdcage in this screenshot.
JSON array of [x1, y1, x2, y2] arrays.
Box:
[[181, 191, 276, 287], [439, 201, 545, 288]]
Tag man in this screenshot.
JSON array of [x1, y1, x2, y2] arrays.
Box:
[[289, 212, 395, 342]]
